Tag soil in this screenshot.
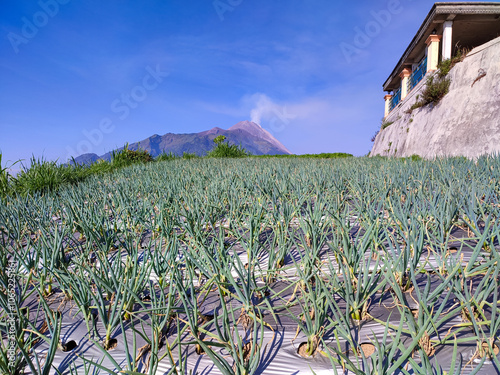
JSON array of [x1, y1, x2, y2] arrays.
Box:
[[446, 247, 458, 257], [297, 342, 311, 358], [196, 344, 205, 355], [297, 338, 318, 358]]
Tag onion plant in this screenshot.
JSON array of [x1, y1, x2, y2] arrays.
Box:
[[295, 197, 330, 263], [80, 249, 150, 350], [30, 224, 72, 297], [380, 218, 426, 292], [51, 263, 95, 334], [284, 271, 334, 357], [381, 263, 467, 367], [180, 267, 264, 375], [215, 235, 270, 323], [4, 154, 500, 374], [449, 253, 500, 362], [327, 212, 377, 277], [323, 316, 409, 375], [0, 286, 60, 375], [137, 279, 179, 374], [21, 293, 62, 375], [212, 295, 264, 375], [327, 246, 386, 322], [147, 235, 179, 288], [264, 198, 295, 279]]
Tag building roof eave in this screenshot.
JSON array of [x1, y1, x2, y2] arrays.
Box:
[[383, 4, 438, 92]]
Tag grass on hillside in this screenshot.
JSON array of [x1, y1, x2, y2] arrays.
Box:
[[0, 145, 157, 198]]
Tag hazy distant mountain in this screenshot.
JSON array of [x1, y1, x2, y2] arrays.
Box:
[[72, 121, 291, 164], [70, 153, 100, 165]]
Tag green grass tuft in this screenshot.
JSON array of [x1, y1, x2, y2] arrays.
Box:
[[0, 152, 18, 198]]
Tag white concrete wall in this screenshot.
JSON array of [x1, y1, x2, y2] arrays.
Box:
[[371, 36, 500, 159]]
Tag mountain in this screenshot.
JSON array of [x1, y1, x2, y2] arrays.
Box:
[[228, 121, 291, 154], [72, 121, 291, 164], [69, 153, 100, 165]]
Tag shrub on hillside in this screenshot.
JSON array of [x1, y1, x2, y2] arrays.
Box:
[[409, 154, 422, 161], [111, 144, 153, 167], [207, 135, 250, 158]]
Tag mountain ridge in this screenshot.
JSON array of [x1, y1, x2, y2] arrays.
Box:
[[72, 121, 291, 164]]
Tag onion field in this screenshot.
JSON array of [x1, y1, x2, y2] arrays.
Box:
[[2, 157, 500, 374]]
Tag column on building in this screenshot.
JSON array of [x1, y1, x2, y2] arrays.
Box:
[[399, 68, 412, 99], [442, 21, 454, 60], [384, 94, 393, 118], [426, 34, 442, 72]]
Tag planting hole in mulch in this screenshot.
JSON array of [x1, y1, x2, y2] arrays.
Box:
[[472, 343, 500, 364], [482, 342, 500, 356], [297, 341, 317, 358], [196, 343, 205, 355], [62, 340, 78, 352], [106, 339, 118, 351], [297, 342, 310, 358], [360, 343, 376, 357]]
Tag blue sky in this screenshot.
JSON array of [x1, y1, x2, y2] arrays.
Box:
[[0, 0, 458, 167]]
